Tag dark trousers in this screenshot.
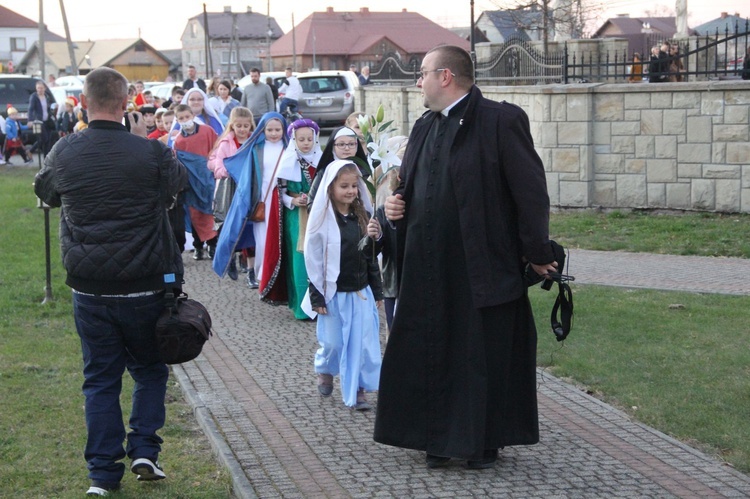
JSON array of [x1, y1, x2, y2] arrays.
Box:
[[72, 291, 169, 485]]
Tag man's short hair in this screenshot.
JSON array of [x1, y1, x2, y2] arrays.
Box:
[[188, 64, 196, 70], [426, 45, 475, 88], [83, 67, 128, 114], [174, 104, 192, 115], [250, 68, 261, 75]]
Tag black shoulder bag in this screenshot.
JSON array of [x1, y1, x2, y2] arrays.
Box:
[[150, 140, 213, 364]]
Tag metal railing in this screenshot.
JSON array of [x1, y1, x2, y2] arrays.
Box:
[[367, 19, 749, 85]]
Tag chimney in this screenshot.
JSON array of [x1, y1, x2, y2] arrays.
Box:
[[327, 7, 334, 14], [721, 12, 728, 18], [360, 7, 369, 14], [224, 6, 231, 13], [616, 13, 630, 18], [402, 8, 407, 13], [247, 6, 252, 13]]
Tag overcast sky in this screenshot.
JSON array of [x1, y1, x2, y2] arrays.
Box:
[[4, 0, 747, 50]]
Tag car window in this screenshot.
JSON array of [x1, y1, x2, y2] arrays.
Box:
[[0, 79, 36, 103], [300, 77, 346, 94]]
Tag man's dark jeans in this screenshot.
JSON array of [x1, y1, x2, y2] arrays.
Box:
[[72, 290, 169, 485], [279, 98, 299, 116]]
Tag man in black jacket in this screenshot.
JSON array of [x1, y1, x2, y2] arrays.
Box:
[[374, 45, 558, 470], [34, 67, 187, 497]]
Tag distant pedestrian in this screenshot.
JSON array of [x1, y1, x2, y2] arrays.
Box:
[[240, 68, 275, 119], [4, 107, 33, 164], [359, 66, 371, 85], [183, 64, 207, 92]]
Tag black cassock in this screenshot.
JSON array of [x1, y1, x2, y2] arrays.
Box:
[[374, 107, 539, 461]]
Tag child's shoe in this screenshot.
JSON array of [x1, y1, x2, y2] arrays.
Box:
[[355, 388, 371, 411], [317, 373, 333, 397]]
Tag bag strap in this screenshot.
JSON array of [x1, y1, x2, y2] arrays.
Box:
[[150, 139, 178, 308], [261, 147, 285, 204]]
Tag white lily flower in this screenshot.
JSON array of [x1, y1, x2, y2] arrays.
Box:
[[368, 133, 402, 170], [356, 114, 371, 135]]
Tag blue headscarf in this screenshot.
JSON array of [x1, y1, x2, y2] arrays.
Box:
[[212, 112, 289, 278]]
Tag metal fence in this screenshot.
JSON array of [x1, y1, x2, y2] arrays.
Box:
[[368, 19, 749, 85]]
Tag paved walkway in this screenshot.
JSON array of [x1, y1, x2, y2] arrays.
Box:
[[176, 250, 750, 498]]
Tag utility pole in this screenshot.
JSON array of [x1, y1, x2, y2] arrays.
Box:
[[38, 0, 46, 80], [59, 0, 78, 75], [203, 4, 212, 78], [267, 0, 274, 72], [292, 13, 297, 71]]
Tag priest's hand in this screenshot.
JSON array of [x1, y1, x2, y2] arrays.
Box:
[[530, 261, 558, 279], [385, 193, 405, 221]]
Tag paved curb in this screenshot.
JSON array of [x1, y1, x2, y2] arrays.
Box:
[[173, 364, 257, 499]]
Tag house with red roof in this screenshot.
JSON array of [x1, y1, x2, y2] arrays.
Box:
[[0, 5, 64, 73], [270, 7, 470, 72]]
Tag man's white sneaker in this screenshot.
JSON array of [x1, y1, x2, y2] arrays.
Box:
[[131, 457, 166, 481]]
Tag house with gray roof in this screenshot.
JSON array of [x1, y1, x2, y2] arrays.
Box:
[[181, 5, 283, 81], [476, 8, 545, 44]]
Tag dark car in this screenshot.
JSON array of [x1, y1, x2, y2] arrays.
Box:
[[0, 75, 55, 124]]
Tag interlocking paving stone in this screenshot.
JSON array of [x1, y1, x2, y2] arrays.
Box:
[[175, 252, 750, 497]]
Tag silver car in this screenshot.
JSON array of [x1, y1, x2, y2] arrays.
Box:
[[296, 71, 359, 127]]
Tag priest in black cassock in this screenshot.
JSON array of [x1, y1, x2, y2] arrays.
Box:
[[373, 45, 559, 470]]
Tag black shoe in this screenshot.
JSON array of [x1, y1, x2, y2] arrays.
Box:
[[227, 257, 239, 281], [246, 269, 259, 289], [86, 481, 120, 496], [131, 457, 166, 481], [466, 449, 499, 469], [208, 245, 216, 259], [426, 454, 451, 469], [192, 248, 204, 261]]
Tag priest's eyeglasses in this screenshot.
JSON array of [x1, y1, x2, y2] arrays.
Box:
[[417, 68, 455, 80]]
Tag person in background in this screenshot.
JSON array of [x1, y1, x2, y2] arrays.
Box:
[[163, 86, 184, 109], [373, 44, 558, 470], [208, 106, 256, 280], [140, 106, 158, 136], [182, 64, 207, 92], [302, 160, 384, 410], [266, 76, 279, 104], [307, 126, 369, 206], [4, 106, 33, 164], [147, 108, 168, 140], [28, 80, 56, 155], [34, 66, 186, 497], [172, 103, 219, 261], [743, 46, 750, 80], [133, 81, 146, 107], [359, 66, 371, 85], [240, 68, 275, 119], [57, 98, 78, 136], [668, 44, 684, 82], [278, 68, 303, 117], [208, 80, 241, 125], [628, 52, 643, 83]]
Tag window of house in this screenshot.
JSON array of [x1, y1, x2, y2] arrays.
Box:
[[11, 38, 26, 51], [185, 51, 191, 63], [220, 51, 237, 64], [191, 23, 197, 38]]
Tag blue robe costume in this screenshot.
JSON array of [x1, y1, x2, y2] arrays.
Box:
[[212, 112, 288, 279]]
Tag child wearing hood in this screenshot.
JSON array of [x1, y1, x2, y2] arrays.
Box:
[[277, 118, 323, 319], [302, 160, 384, 410]]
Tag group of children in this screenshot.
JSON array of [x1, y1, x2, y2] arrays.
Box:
[[196, 106, 405, 411]]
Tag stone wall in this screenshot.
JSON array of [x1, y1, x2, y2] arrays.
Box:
[[355, 80, 750, 213]]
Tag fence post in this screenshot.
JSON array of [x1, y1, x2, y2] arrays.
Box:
[[563, 43, 569, 84]]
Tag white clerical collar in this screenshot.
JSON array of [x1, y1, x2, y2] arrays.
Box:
[[441, 93, 469, 117]]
